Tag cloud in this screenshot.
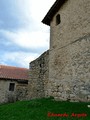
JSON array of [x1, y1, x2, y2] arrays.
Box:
[[0, 51, 39, 68], [16, 0, 55, 22], [0, 29, 49, 49], [0, 0, 55, 68], [0, 0, 23, 30], [0, 0, 55, 30]]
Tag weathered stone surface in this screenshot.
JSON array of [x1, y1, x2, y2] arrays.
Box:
[[49, 35, 90, 102], [28, 0, 90, 102], [48, 0, 90, 102], [16, 84, 28, 101], [28, 50, 49, 99], [0, 80, 28, 103]]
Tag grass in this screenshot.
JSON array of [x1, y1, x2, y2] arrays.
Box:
[[0, 97, 90, 120]]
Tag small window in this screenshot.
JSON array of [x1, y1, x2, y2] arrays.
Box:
[[9, 83, 15, 91], [56, 14, 61, 25], [40, 64, 41, 67]]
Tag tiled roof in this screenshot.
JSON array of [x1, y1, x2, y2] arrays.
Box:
[[0, 65, 29, 81]]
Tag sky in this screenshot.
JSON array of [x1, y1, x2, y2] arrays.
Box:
[[0, 0, 55, 68]]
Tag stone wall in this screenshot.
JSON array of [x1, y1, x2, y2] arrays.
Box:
[[28, 50, 49, 99], [50, 0, 90, 50], [0, 80, 16, 103], [48, 0, 90, 101], [16, 83, 28, 101], [49, 35, 90, 102], [0, 80, 28, 103], [27, 0, 90, 102]]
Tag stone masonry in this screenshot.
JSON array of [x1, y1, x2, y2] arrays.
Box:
[[0, 80, 28, 103], [28, 0, 90, 102], [0, 65, 29, 103], [47, 0, 90, 102], [48, 34, 90, 102], [28, 50, 49, 99]]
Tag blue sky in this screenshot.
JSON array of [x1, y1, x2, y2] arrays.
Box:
[[0, 0, 55, 68]]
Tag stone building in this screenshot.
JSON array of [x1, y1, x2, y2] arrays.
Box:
[[29, 0, 90, 101], [0, 65, 29, 103]]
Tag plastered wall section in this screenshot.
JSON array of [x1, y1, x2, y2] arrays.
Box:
[[50, 0, 90, 49], [49, 0, 90, 101], [28, 50, 49, 99], [0, 80, 17, 103], [0, 80, 28, 103]]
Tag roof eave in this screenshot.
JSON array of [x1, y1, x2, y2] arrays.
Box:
[[42, 0, 67, 26]]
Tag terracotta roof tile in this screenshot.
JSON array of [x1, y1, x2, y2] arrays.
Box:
[[0, 65, 29, 81]]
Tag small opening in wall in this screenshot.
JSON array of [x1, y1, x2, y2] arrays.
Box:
[[40, 64, 41, 67], [9, 83, 15, 91], [56, 14, 61, 25]]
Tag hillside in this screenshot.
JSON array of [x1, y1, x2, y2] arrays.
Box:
[[0, 97, 90, 120]]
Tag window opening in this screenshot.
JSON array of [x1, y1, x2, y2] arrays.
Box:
[[9, 83, 15, 91], [56, 14, 61, 25]]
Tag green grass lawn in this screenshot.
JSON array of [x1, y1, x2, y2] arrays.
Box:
[[0, 97, 90, 120]]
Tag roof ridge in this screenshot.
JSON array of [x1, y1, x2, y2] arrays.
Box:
[[0, 65, 29, 80], [0, 65, 29, 70]]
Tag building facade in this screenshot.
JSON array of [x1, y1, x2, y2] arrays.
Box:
[[0, 65, 29, 103], [42, 0, 90, 101], [29, 0, 90, 102]]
